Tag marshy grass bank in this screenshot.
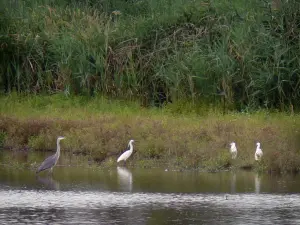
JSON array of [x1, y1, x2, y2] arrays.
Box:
[[0, 94, 299, 173]]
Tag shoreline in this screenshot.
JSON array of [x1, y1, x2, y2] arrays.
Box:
[[0, 147, 254, 174], [1, 95, 299, 174]]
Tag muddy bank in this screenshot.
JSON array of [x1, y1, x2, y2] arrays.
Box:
[[1, 112, 299, 173]]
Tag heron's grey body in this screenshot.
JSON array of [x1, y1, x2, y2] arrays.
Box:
[[36, 154, 58, 173], [36, 136, 65, 174]]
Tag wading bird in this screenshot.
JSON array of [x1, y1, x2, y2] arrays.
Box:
[[255, 142, 263, 161], [36, 136, 65, 174], [229, 142, 237, 159], [117, 140, 135, 165]]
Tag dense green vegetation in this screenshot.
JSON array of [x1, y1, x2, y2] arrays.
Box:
[[0, 94, 300, 173], [1, 0, 300, 111]]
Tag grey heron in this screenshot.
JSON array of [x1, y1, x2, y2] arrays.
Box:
[[255, 142, 263, 161], [229, 142, 237, 159], [36, 136, 65, 174], [117, 140, 134, 165]]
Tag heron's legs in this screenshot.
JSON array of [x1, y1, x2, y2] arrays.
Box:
[[48, 167, 53, 175]]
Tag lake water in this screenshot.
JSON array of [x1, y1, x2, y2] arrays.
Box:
[[1, 151, 300, 224]]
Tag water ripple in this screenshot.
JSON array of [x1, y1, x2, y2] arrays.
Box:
[[1, 190, 300, 209], [1, 190, 300, 224]]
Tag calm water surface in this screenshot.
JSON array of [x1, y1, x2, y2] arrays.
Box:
[[1, 151, 300, 224]]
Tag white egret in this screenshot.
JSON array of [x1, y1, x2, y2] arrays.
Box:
[[117, 140, 135, 165], [229, 142, 237, 159], [36, 136, 65, 174], [255, 142, 263, 161]]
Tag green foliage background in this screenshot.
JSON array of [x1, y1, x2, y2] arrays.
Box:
[[1, 0, 300, 110]]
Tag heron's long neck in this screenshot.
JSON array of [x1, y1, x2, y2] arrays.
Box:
[[56, 139, 61, 158], [129, 142, 133, 153]]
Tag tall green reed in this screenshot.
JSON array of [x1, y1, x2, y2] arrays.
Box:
[[1, 0, 299, 111]]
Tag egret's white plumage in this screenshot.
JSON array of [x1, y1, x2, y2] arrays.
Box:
[[117, 140, 134, 163], [229, 142, 237, 159], [255, 142, 263, 161]]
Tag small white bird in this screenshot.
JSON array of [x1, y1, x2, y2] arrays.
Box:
[[229, 142, 237, 159], [255, 142, 263, 161], [117, 140, 135, 165]]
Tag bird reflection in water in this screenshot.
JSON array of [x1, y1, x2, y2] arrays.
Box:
[[36, 175, 60, 190], [255, 173, 261, 194], [117, 167, 133, 192], [230, 172, 236, 194]]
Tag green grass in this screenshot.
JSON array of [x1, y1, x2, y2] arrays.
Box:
[[0, 94, 300, 173], [1, 0, 300, 111]]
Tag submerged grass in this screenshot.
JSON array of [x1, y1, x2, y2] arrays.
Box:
[[0, 94, 299, 173]]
